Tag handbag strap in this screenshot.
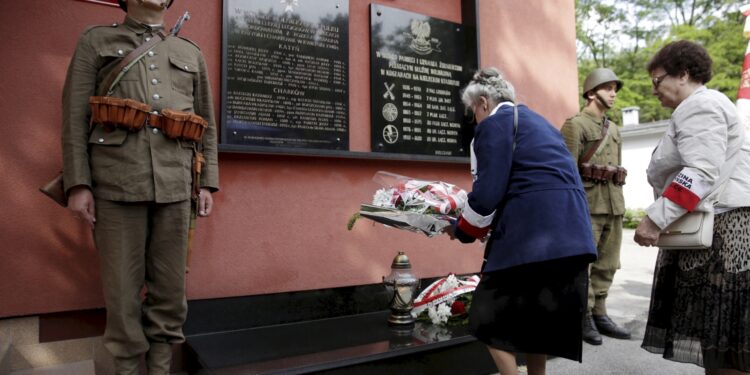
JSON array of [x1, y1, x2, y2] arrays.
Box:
[[579, 117, 610, 165]]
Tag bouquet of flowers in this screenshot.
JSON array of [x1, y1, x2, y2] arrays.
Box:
[[412, 274, 480, 326], [350, 171, 468, 237]]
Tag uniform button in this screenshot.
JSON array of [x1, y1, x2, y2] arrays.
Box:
[[184, 65, 189, 71], [117, 49, 124, 55], [152, 128, 159, 134], [145, 37, 152, 42], [149, 64, 157, 70], [147, 51, 155, 57], [153, 94, 160, 100], [98, 138, 105, 143], [151, 79, 158, 85]]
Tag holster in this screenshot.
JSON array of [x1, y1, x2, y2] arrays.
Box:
[[89, 96, 207, 142], [192, 151, 205, 200]]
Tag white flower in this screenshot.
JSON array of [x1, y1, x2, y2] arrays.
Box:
[[443, 274, 460, 291], [427, 303, 452, 325], [436, 303, 452, 321], [372, 188, 395, 208]]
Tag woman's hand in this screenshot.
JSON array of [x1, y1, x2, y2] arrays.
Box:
[[634, 215, 661, 247], [443, 220, 456, 240]]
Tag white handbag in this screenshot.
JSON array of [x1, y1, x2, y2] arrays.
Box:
[[656, 211, 714, 250]]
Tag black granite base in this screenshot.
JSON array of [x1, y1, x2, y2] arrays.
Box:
[[316, 340, 497, 375], [188, 311, 491, 374], [185, 278, 495, 374]]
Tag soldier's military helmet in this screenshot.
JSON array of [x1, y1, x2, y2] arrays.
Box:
[[582, 68, 623, 99], [118, 0, 174, 11]]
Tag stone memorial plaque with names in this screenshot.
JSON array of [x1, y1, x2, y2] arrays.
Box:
[[370, 4, 474, 157], [221, 0, 349, 150]]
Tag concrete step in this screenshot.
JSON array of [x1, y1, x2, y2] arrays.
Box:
[[0, 316, 113, 375], [10, 360, 94, 375]]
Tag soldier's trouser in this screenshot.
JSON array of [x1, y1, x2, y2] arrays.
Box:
[[587, 214, 623, 316], [94, 199, 191, 360]]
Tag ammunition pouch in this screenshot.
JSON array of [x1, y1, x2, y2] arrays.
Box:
[[580, 163, 627, 185], [89, 96, 207, 142], [614, 166, 627, 185], [89, 96, 150, 132]]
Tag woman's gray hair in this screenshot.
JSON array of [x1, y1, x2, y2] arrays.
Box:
[[461, 67, 516, 109]]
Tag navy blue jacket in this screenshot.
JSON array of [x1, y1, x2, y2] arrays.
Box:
[[456, 104, 597, 272]]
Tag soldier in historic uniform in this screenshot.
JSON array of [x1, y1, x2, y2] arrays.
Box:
[[561, 68, 631, 346], [62, 0, 219, 373]]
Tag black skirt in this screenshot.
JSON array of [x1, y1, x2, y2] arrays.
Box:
[[468, 255, 590, 362]]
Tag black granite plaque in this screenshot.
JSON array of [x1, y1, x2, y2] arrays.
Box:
[[370, 4, 475, 157], [221, 0, 349, 150]]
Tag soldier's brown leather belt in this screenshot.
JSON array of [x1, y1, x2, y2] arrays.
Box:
[[89, 96, 207, 142]]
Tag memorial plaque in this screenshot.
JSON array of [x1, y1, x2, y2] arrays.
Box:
[[370, 5, 475, 157], [221, 0, 349, 150]]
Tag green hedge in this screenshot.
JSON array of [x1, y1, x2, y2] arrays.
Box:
[[623, 208, 646, 229]]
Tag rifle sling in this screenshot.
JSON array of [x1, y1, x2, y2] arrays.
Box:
[[98, 30, 169, 97], [579, 117, 610, 165]]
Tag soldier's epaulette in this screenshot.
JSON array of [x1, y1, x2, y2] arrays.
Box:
[[175, 35, 202, 50], [82, 22, 120, 34]]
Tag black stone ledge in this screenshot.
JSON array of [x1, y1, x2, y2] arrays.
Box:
[[184, 278, 490, 374], [187, 311, 480, 375]]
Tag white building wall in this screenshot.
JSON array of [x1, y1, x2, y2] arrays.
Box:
[[620, 122, 668, 210]]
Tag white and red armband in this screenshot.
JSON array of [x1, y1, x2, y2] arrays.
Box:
[[662, 169, 712, 212], [457, 203, 495, 239]]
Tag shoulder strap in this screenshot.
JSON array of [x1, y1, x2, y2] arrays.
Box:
[[98, 12, 191, 96], [579, 117, 609, 165], [98, 30, 169, 96]]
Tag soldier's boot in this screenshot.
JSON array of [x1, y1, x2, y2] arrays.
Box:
[[593, 314, 631, 339], [146, 343, 172, 375], [582, 313, 602, 345], [114, 356, 141, 375]]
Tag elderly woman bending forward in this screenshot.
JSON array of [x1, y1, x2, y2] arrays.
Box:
[[445, 68, 597, 375], [634, 40, 750, 374]]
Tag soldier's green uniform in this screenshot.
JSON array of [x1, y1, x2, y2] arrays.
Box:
[[61, 15, 219, 368], [561, 108, 624, 316]]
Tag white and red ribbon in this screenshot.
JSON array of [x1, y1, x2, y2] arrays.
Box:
[[411, 274, 480, 317]]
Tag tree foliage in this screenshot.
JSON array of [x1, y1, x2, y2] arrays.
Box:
[[576, 0, 745, 124]]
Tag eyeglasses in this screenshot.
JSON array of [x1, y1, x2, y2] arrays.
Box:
[[651, 73, 669, 89]]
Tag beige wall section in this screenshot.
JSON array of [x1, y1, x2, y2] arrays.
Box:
[[0, 0, 578, 317], [478, 0, 580, 128]]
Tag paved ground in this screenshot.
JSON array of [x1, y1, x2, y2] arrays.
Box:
[[541, 229, 704, 375]]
